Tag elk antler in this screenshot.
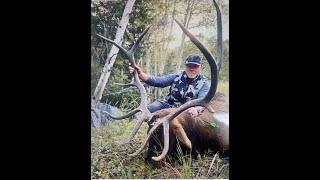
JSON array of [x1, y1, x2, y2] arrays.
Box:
[[97, 26, 153, 144], [213, 0, 223, 71], [127, 18, 219, 161]]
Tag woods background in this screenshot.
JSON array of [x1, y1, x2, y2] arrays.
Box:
[[91, 0, 229, 111]]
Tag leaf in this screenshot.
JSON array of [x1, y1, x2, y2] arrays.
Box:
[[210, 120, 217, 128]]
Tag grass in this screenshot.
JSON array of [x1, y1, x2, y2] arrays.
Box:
[[217, 80, 229, 94], [91, 117, 229, 179], [91, 81, 230, 179]]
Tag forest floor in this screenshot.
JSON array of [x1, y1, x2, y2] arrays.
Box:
[[91, 81, 229, 179]]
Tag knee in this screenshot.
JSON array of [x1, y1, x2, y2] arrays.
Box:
[[147, 101, 164, 113]]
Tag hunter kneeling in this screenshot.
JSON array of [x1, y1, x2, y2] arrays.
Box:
[[129, 54, 209, 117], [129, 55, 221, 162]]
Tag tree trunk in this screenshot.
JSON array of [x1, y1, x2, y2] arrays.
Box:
[[164, 0, 177, 51], [92, 0, 136, 106], [176, 0, 195, 71], [157, 0, 171, 99]]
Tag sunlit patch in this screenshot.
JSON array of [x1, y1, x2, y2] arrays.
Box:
[[213, 113, 229, 126]]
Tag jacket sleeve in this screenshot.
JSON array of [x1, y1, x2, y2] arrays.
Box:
[[197, 80, 210, 98], [144, 72, 179, 88]]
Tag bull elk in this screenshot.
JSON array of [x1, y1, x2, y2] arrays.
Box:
[[97, 1, 228, 161]]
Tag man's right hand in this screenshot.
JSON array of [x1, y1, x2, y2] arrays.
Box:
[[128, 66, 135, 73], [128, 65, 142, 74], [128, 65, 148, 81]]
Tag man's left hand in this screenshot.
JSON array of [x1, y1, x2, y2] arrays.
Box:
[[187, 107, 200, 117]]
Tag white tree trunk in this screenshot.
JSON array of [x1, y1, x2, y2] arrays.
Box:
[[92, 0, 136, 106]]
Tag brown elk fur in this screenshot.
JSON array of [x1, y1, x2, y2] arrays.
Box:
[[146, 100, 229, 161]]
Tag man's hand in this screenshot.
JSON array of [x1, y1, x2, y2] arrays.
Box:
[[128, 65, 149, 81], [187, 107, 200, 117], [128, 65, 141, 74], [128, 66, 135, 73]]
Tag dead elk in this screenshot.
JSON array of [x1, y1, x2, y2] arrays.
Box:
[[145, 105, 229, 162]]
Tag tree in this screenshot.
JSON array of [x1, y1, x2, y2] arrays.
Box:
[[176, 0, 196, 71], [92, 0, 136, 106]]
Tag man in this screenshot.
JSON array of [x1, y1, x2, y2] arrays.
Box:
[[129, 54, 210, 117]]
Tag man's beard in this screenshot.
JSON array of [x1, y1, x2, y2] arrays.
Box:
[[186, 71, 198, 79]]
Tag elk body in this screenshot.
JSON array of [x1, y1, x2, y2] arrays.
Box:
[[146, 102, 229, 161], [97, 0, 226, 162]]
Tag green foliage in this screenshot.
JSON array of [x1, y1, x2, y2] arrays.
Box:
[[210, 119, 217, 128], [219, 41, 229, 81], [91, 59, 102, 95], [217, 80, 229, 94], [176, 140, 192, 178], [91, 0, 155, 109]]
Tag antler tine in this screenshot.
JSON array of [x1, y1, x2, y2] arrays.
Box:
[[126, 113, 155, 156], [119, 118, 145, 145], [103, 108, 141, 120], [118, 72, 151, 142], [96, 34, 131, 59], [128, 26, 151, 75], [129, 26, 151, 58], [152, 119, 170, 161], [212, 0, 223, 71], [133, 73, 149, 108], [114, 82, 135, 87], [98, 27, 152, 144], [128, 126, 151, 156]]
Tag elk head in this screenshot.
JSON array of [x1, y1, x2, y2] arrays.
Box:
[[97, 17, 219, 161]]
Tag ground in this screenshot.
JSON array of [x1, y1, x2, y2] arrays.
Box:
[[91, 81, 229, 179]]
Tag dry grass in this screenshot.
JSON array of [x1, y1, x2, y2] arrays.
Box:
[[92, 82, 229, 179], [91, 118, 229, 179]]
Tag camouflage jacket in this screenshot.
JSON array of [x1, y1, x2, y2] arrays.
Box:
[[145, 71, 209, 107]]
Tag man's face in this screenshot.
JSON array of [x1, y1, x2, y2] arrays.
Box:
[[185, 63, 201, 79]]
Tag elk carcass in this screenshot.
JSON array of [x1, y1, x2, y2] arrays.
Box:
[[146, 98, 229, 161]]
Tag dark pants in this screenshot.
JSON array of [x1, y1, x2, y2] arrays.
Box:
[[147, 100, 172, 113]]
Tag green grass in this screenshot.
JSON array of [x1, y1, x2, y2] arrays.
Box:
[[91, 119, 229, 179]]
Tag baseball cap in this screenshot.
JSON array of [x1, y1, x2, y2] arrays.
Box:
[[185, 54, 201, 65]]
